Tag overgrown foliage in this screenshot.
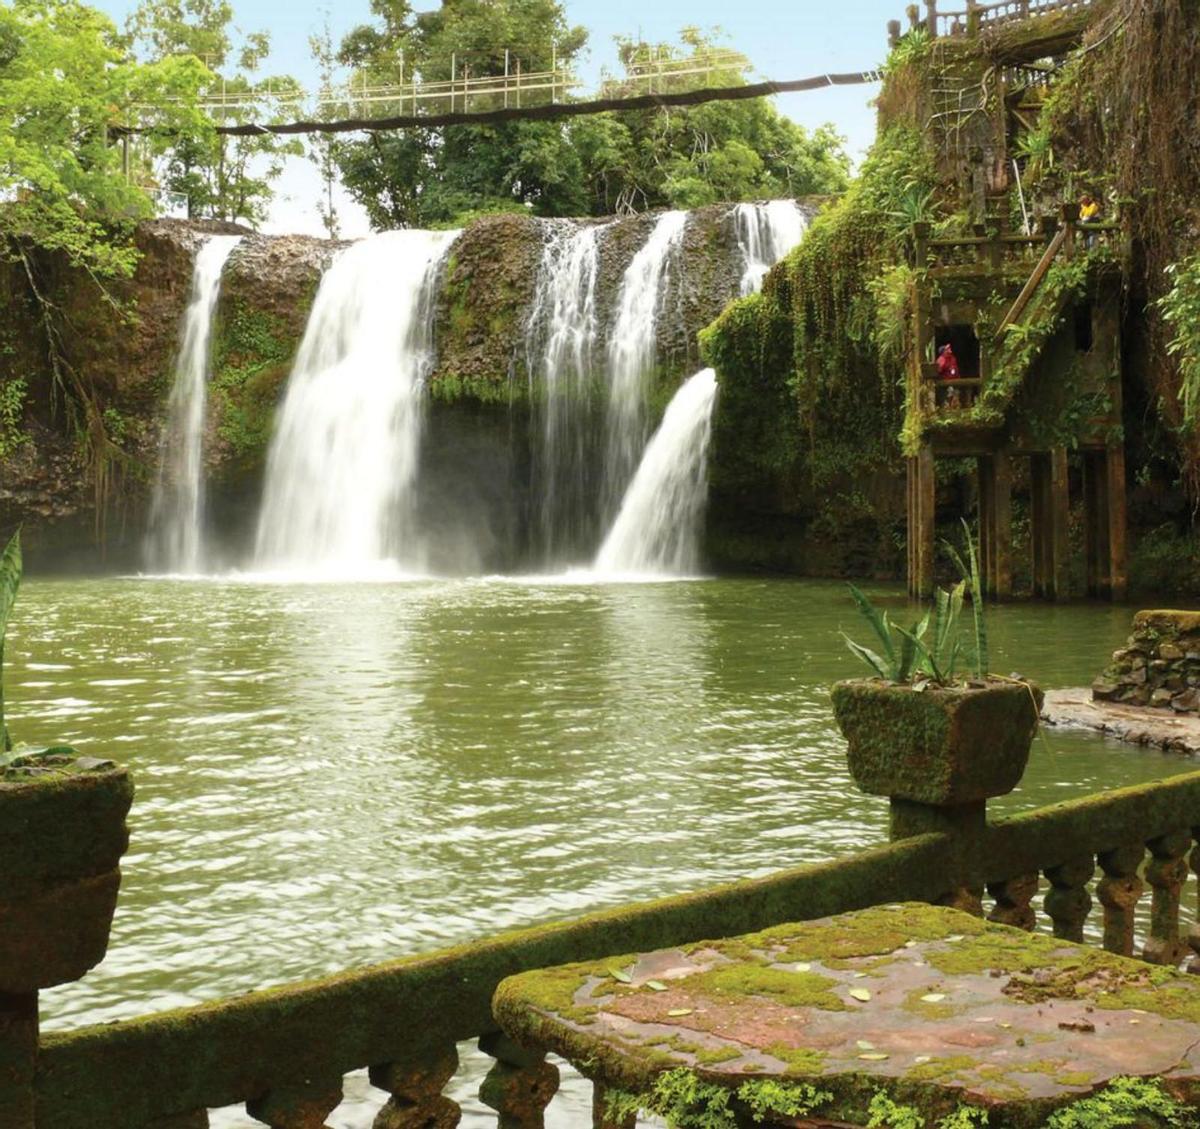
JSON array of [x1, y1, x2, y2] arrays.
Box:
[[0, 0, 206, 277], [604, 1068, 832, 1129], [1160, 252, 1200, 435], [1040, 0, 1200, 493]]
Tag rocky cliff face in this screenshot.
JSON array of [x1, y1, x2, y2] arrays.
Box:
[[0, 204, 757, 570]]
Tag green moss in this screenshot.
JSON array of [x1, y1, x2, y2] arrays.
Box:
[[762, 1042, 829, 1075], [210, 302, 297, 468], [905, 1056, 978, 1085], [681, 964, 845, 1012]]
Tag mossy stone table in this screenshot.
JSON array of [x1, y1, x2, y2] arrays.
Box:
[[493, 904, 1200, 1128]]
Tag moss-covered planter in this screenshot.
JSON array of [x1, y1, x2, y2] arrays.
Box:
[[0, 760, 132, 992], [831, 679, 1043, 807]]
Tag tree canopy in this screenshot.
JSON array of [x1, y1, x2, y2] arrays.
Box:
[[332, 3, 849, 228], [0, 0, 207, 277], [125, 0, 303, 225]]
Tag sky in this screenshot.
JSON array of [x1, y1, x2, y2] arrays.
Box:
[[98, 0, 902, 236]]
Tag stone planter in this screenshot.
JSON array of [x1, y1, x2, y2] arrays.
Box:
[[0, 758, 133, 993], [831, 679, 1044, 807]]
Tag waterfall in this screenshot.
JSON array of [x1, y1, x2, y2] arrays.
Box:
[[595, 368, 718, 577], [146, 234, 242, 574], [253, 229, 458, 576], [603, 210, 689, 518], [524, 221, 603, 562], [735, 200, 807, 295]]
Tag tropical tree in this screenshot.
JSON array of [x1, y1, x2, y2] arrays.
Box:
[[570, 30, 851, 215], [334, 0, 589, 228], [333, 10, 849, 226], [125, 0, 303, 224], [0, 0, 207, 278]]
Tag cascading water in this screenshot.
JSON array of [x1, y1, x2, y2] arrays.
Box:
[[523, 220, 603, 562], [735, 199, 808, 295], [146, 234, 243, 574], [594, 368, 718, 577], [603, 210, 689, 518], [253, 229, 458, 577]]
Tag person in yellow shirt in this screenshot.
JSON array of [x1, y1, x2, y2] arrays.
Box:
[[1079, 194, 1102, 223]]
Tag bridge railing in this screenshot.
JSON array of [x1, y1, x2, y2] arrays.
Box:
[[19, 757, 1200, 1129], [889, 0, 1098, 43]]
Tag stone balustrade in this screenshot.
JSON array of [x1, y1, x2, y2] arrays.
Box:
[[9, 716, 1200, 1127], [1094, 610, 1200, 714]]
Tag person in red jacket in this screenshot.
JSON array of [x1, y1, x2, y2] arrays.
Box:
[[936, 343, 961, 408]]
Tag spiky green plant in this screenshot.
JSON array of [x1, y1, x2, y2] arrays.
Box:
[[898, 579, 966, 683], [943, 519, 989, 680], [0, 530, 21, 753], [842, 583, 927, 682]]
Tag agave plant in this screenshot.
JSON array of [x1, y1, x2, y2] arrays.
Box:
[[943, 519, 990, 680], [841, 583, 926, 682], [843, 522, 989, 685], [1, 530, 20, 753]]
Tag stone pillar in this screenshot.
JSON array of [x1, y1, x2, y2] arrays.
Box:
[[832, 680, 1044, 914], [0, 764, 133, 1129]]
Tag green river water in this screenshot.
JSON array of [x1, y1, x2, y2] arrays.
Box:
[[8, 576, 1194, 1126]]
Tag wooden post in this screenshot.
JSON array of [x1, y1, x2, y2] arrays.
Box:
[[1082, 450, 1105, 598], [966, 0, 982, 36], [1049, 446, 1070, 600], [977, 454, 1013, 599], [907, 3, 921, 29], [914, 447, 936, 599], [993, 452, 1013, 598], [1061, 201, 1079, 259], [1030, 453, 1047, 598], [978, 456, 996, 597], [926, 0, 939, 36], [888, 19, 902, 46], [1106, 443, 1128, 601]]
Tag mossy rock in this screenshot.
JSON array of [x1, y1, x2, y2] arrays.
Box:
[[831, 680, 1043, 806], [0, 762, 132, 991]]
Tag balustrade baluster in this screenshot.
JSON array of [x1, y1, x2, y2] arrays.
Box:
[[1043, 857, 1094, 942], [1097, 844, 1145, 957], [479, 1031, 560, 1129], [370, 1045, 461, 1128], [1189, 832, 1200, 974], [940, 886, 985, 918], [987, 873, 1038, 931], [246, 1077, 343, 1129], [1144, 830, 1192, 966], [592, 1083, 637, 1129]]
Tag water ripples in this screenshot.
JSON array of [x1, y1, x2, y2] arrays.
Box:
[[7, 577, 1191, 1126]]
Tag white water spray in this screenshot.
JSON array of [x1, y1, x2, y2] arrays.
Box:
[[735, 200, 807, 295], [146, 234, 242, 574], [253, 229, 457, 576], [524, 221, 602, 559], [604, 210, 689, 516], [595, 368, 718, 577]]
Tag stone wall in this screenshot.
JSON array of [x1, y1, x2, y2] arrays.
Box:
[[1093, 610, 1200, 713]]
